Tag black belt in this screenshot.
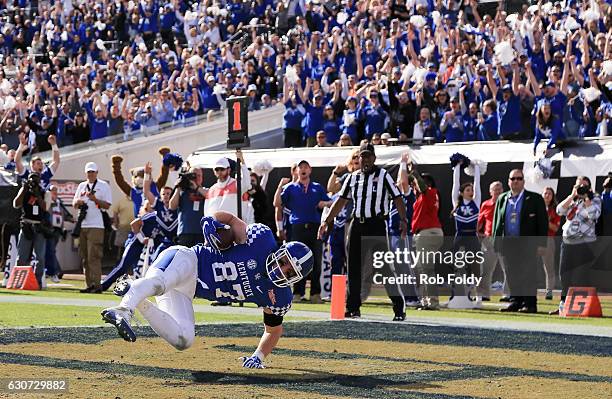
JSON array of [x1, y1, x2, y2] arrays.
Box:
[[356, 215, 387, 224]]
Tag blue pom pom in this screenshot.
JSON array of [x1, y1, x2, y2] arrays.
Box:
[[163, 153, 184, 170], [449, 153, 471, 169]]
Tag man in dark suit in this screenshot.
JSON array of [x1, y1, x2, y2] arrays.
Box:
[[492, 169, 548, 313]]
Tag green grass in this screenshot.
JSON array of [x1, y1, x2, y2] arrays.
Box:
[[1, 278, 611, 328], [0, 303, 310, 328]]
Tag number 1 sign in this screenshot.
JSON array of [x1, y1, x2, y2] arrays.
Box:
[[226, 96, 250, 149]]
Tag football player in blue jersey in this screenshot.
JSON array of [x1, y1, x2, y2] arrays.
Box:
[[101, 211, 313, 369], [100, 200, 168, 291]]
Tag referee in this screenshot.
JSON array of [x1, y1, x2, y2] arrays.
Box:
[[319, 143, 408, 320]]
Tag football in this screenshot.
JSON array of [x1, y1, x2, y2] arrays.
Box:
[[217, 227, 235, 250]]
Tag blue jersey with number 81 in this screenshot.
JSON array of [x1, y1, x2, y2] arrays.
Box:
[[192, 224, 293, 316]]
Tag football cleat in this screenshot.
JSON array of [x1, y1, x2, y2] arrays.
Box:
[[113, 274, 133, 297], [101, 306, 136, 342]]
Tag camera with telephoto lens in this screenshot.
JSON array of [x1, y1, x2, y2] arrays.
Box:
[[177, 171, 197, 191], [24, 173, 43, 199], [576, 184, 594, 200], [71, 186, 94, 238]]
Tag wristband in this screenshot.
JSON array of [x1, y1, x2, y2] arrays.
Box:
[[144, 173, 151, 181], [400, 162, 407, 172], [276, 220, 284, 233], [51, 144, 59, 152], [135, 232, 145, 244]]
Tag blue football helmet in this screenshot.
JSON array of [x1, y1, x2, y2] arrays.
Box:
[[266, 241, 313, 288]]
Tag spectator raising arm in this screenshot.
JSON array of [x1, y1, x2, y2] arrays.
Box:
[[143, 161, 157, 205]]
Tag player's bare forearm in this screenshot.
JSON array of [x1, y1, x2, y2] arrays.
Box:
[[213, 211, 247, 244], [257, 324, 283, 357]]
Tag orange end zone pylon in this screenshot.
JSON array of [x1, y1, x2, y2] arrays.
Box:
[[330, 274, 346, 320], [6, 266, 40, 290]]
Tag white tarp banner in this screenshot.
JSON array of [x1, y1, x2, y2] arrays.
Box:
[[189, 139, 612, 169]]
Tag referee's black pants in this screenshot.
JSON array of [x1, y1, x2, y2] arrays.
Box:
[[291, 223, 322, 297], [347, 217, 405, 315]]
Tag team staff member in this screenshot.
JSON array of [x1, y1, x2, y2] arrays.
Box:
[[319, 143, 407, 321], [274, 160, 331, 303], [493, 169, 548, 313], [72, 162, 113, 293], [407, 157, 443, 310]]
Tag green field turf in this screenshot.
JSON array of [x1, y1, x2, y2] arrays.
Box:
[[1, 278, 611, 328], [0, 303, 306, 327]]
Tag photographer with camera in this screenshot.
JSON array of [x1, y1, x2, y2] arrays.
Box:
[[552, 176, 602, 315], [169, 166, 207, 247], [72, 162, 112, 294], [12, 170, 51, 288], [45, 185, 74, 283]]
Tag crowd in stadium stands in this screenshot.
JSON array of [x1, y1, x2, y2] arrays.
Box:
[[0, 0, 609, 153]]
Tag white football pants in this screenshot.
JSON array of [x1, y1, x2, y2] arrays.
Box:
[[120, 246, 197, 350]]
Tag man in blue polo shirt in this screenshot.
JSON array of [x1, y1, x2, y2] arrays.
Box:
[[274, 160, 331, 303]]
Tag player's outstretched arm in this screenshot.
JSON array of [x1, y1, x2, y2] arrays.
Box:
[[240, 309, 284, 369]]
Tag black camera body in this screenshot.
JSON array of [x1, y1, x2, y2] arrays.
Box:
[[71, 203, 89, 238], [177, 171, 196, 191], [576, 184, 594, 200], [25, 173, 43, 199]]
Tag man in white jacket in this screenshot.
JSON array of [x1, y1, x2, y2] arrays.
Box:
[[204, 150, 254, 224]]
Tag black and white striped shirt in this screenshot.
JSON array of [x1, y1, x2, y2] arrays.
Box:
[[339, 166, 401, 219]]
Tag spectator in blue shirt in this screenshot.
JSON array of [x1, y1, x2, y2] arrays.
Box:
[[534, 100, 564, 156], [440, 97, 464, 143], [85, 94, 109, 140], [299, 79, 326, 147], [487, 63, 522, 140], [341, 96, 360, 144], [200, 75, 224, 112], [173, 90, 199, 127], [478, 99, 499, 141], [274, 159, 332, 303], [526, 61, 568, 121], [323, 103, 342, 144], [281, 76, 306, 147], [358, 84, 388, 140], [135, 102, 163, 134]]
